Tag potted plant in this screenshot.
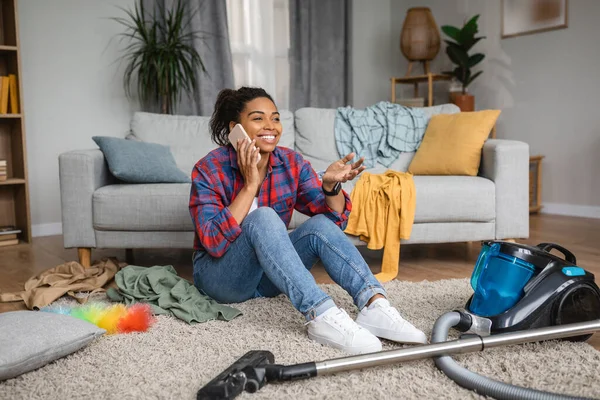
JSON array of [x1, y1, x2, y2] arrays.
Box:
[[113, 1, 206, 114], [441, 15, 485, 111]]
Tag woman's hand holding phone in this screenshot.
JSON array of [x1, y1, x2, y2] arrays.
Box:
[[237, 137, 261, 192]]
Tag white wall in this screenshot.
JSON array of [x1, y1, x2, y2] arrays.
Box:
[[19, 0, 140, 235], [350, 0, 395, 108], [391, 0, 600, 218]]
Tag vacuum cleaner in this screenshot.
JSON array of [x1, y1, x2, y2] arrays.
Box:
[[197, 241, 600, 400]]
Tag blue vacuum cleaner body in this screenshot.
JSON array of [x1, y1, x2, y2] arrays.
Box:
[[463, 241, 600, 339]]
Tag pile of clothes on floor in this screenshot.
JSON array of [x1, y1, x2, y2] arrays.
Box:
[[0, 258, 242, 327]]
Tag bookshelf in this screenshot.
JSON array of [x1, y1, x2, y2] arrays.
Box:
[[0, 0, 31, 244]]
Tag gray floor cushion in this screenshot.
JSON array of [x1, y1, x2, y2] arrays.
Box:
[[0, 310, 105, 381]]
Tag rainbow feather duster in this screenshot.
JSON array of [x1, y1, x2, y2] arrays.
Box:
[[41, 302, 156, 334]]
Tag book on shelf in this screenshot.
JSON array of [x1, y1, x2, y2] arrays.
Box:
[[0, 233, 18, 241], [0, 160, 6, 179], [9, 74, 18, 114], [0, 226, 21, 235], [0, 238, 19, 247], [0, 74, 19, 114], [0, 76, 8, 114]]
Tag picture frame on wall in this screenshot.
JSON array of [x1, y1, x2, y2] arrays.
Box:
[[502, 0, 568, 39]]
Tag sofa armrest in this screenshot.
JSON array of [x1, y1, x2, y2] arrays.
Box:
[[59, 149, 115, 248], [480, 139, 530, 240]]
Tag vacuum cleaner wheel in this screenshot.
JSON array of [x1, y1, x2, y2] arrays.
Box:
[[554, 283, 600, 342]]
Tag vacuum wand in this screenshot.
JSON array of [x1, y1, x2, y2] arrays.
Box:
[[197, 319, 600, 399], [315, 318, 600, 376]]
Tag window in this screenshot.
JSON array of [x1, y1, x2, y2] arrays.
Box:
[[226, 0, 290, 110]]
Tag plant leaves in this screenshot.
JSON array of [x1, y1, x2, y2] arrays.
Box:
[[441, 25, 461, 41], [453, 66, 466, 85], [459, 15, 480, 47], [464, 36, 485, 52], [468, 53, 485, 67], [461, 14, 480, 38], [446, 45, 469, 67], [464, 68, 471, 86], [467, 70, 483, 86]]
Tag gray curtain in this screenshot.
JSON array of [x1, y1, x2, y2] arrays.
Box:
[[142, 0, 234, 116], [289, 0, 351, 110]]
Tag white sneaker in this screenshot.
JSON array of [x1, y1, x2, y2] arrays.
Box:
[[356, 298, 428, 344], [307, 307, 382, 355]]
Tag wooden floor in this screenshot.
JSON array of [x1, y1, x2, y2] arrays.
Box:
[[1, 214, 599, 349]]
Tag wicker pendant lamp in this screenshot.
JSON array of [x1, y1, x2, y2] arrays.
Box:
[[400, 7, 441, 76]]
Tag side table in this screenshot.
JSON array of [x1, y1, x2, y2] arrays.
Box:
[[390, 73, 452, 106]]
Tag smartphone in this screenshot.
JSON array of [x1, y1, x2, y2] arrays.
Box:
[[228, 124, 261, 162]]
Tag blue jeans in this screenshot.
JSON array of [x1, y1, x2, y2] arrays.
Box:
[[193, 207, 387, 321]]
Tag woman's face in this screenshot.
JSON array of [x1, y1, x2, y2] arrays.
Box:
[[230, 97, 282, 154]]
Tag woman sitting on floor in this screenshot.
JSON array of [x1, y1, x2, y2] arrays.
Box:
[[189, 86, 427, 354]]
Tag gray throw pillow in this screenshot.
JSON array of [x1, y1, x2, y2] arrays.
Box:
[[92, 136, 191, 183], [0, 311, 106, 381]]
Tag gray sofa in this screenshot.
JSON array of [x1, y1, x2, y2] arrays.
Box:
[[59, 104, 530, 266]]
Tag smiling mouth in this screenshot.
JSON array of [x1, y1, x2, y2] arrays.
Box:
[[257, 135, 277, 142]]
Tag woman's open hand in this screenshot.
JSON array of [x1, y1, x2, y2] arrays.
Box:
[[322, 152, 366, 186]]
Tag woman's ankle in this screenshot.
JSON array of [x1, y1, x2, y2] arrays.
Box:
[[366, 294, 386, 307]]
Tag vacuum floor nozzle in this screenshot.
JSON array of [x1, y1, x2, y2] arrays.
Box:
[[196, 350, 274, 400]]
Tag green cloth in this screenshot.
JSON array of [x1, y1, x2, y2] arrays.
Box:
[[106, 265, 242, 323]]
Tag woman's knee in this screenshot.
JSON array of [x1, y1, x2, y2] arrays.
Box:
[[244, 207, 285, 230], [304, 214, 342, 235]]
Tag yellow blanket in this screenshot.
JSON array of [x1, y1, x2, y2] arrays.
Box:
[[344, 170, 416, 282]]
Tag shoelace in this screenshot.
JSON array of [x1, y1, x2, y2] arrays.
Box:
[[377, 304, 406, 326], [323, 309, 362, 336]]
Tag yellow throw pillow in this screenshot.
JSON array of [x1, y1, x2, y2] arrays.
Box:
[[408, 110, 501, 176]]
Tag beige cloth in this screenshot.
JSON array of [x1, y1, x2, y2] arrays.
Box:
[[0, 259, 121, 310]]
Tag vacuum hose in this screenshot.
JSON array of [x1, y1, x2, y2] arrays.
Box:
[[431, 312, 591, 400]]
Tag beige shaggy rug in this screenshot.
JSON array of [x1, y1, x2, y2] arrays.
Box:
[[1, 278, 600, 400]]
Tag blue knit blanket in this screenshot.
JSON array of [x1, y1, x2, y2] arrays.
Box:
[[334, 101, 428, 168]]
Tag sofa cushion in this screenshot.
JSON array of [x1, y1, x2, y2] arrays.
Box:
[[93, 184, 194, 231], [130, 111, 295, 176], [294, 104, 461, 165], [294, 108, 339, 164], [408, 110, 501, 176], [412, 176, 495, 223], [92, 136, 190, 183]]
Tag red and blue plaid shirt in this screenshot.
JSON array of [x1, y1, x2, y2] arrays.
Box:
[[189, 146, 351, 257]]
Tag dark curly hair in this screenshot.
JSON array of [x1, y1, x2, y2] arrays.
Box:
[[209, 87, 276, 146]]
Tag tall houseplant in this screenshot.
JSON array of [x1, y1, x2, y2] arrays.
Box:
[[441, 15, 485, 111], [113, 1, 206, 114]]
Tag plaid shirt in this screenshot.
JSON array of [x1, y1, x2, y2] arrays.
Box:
[[189, 146, 351, 257]]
